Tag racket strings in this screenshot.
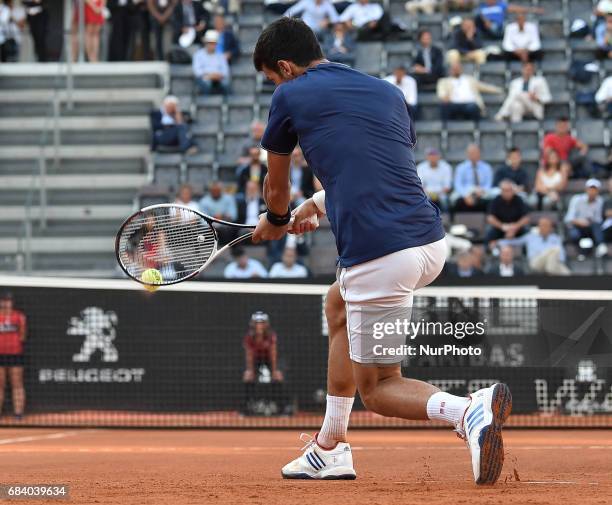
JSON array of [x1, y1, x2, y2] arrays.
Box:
[[118, 207, 217, 283]]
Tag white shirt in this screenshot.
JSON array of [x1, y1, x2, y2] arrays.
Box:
[[416, 159, 453, 194], [384, 74, 418, 106], [596, 75, 612, 103], [597, 0, 612, 14], [192, 49, 230, 79], [269, 262, 309, 278], [450, 76, 477, 104], [339, 2, 383, 28], [170, 199, 200, 223], [244, 198, 260, 226], [224, 258, 268, 279], [285, 0, 338, 32], [499, 263, 515, 277], [502, 21, 541, 52]]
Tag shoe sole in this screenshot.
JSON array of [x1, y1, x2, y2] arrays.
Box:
[[281, 471, 357, 480], [476, 383, 513, 485]]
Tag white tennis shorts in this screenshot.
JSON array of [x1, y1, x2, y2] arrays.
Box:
[[337, 237, 447, 365]]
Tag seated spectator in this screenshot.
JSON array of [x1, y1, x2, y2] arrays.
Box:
[[530, 149, 568, 210], [452, 144, 493, 211], [595, 75, 612, 118], [487, 245, 524, 276], [447, 18, 487, 65], [322, 21, 356, 66], [236, 146, 268, 195], [339, 0, 392, 42], [493, 147, 528, 195], [411, 29, 446, 87], [596, 14, 612, 59], [495, 62, 550, 122], [416, 148, 453, 212], [475, 0, 542, 40], [213, 14, 240, 64], [290, 147, 316, 205], [604, 177, 612, 242], [542, 117, 590, 178], [437, 62, 502, 121], [564, 179, 608, 258], [502, 13, 541, 62], [238, 180, 267, 226], [447, 250, 484, 277], [470, 243, 486, 271], [484, 179, 530, 245], [285, 0, 339, 36], [172, 0, 210, 46], [224, 248, 268, 279], [148, 0, 178, 61], [269, 247, 309, 278], [174, 183, 200, 211], [384, 66, 418, 118], [193, 30, 230, 95], [199, 181, 238, 242], [150, 95, 197, 153], [406, 0, 477, 14], [496, 217, 570, 275], [239, 121, 267, 164]]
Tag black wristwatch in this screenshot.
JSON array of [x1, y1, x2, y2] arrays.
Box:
[[266, 207, 292, 226]]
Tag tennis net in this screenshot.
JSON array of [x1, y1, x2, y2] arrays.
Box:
[[0, 275, 610, 428]]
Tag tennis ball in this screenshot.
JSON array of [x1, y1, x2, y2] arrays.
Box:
[[141, 268, 163, 292]]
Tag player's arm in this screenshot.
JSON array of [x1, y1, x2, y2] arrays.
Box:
[[289, 190, 325, 235]]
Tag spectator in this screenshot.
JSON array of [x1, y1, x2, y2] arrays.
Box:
[[484, 179, 530, 245], [236, 145, 268, 195], [224, 248, 268, 278], [384, 66, 418, 118], [170, 184, 200, 224], [213, 13, 240, 64], [0, 291, 26, 420], [108, 0, 137, 61], [487, 245, 524, 276], [242, 311, 283, 382], [469, 243, 486, 271], [452, 144, 493, 211], [405, 0, 476, 14], [237, 180, 266, 226], [148, 0, 177, 61], [447, 250, 484, 277], [192, 30, 231, 96], [596, 14, 612, 59], [150, 95, 197, 153], [285, 0, 338, 35], [542, 117, 590, 178], [416, 148, 453, 212], [172, 0, 210, 47], [199, 181, 238, 221], [502, 13, 541, 62], [564, 179, 608, 258], [447, 18, 486, 65], [269, 247, 309, 278], [495, 62, 550, 122], [604, 177, 612, 242], [71, 0, 105, 62], [437, 62, 502, 121], [239, 120, 267, 164], [475, 0, 542, 40], [411, 29, 445, 87], [322, 21, 356, 66], [339, 0, 391, 42], [290, 147, 316, 205], [23, 0, 48, 62], [595, 75, 612, 118], [530, 149, 568, 210], [493, 147, 528, 194], [497, 217, 570, 275]]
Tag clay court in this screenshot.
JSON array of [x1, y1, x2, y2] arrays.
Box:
[[0, 428, 610, 504]]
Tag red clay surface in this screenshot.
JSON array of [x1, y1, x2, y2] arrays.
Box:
[[0, 429, 610, 505]]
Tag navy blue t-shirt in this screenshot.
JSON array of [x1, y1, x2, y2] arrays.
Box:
[[261, 62, 444, 267]]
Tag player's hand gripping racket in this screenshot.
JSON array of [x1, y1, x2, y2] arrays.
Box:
[[115, 204, 255, 286]]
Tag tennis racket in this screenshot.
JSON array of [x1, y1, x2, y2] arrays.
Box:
[[115, 204, 256, 286]]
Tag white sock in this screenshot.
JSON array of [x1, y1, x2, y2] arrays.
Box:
[[426, 391, 470, 426], [318, 395, 354, 449]]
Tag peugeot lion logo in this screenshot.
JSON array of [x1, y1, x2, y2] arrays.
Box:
[[68, 307, 119, 363]]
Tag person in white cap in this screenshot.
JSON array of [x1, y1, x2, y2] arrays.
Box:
[[192, 29, 231, 95], [564, 178, 608, 258]]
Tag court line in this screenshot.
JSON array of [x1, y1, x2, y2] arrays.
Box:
[[0, 431, 81, 446]]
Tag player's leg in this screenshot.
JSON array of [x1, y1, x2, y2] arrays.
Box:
[[9, 366, 25, 418], [0, 367, 6, 415]]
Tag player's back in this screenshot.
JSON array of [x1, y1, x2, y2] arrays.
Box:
[[262, 62, 444, 267]]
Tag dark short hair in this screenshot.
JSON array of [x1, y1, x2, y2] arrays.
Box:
[[253, 17, 323, 72], [508, 146, 520, 154], [557, 116, 569, 122]]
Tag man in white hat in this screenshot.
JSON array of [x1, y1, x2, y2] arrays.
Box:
[[192, 29, 231, 95]]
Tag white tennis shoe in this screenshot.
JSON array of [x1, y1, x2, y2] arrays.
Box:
[[456, 383, 512, 485], [281, 433, 356, 480]]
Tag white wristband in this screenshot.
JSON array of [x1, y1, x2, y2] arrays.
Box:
[[312, 190, 326, 215]]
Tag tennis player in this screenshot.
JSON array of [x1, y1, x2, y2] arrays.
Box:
[[251, 18, 512, 485]]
